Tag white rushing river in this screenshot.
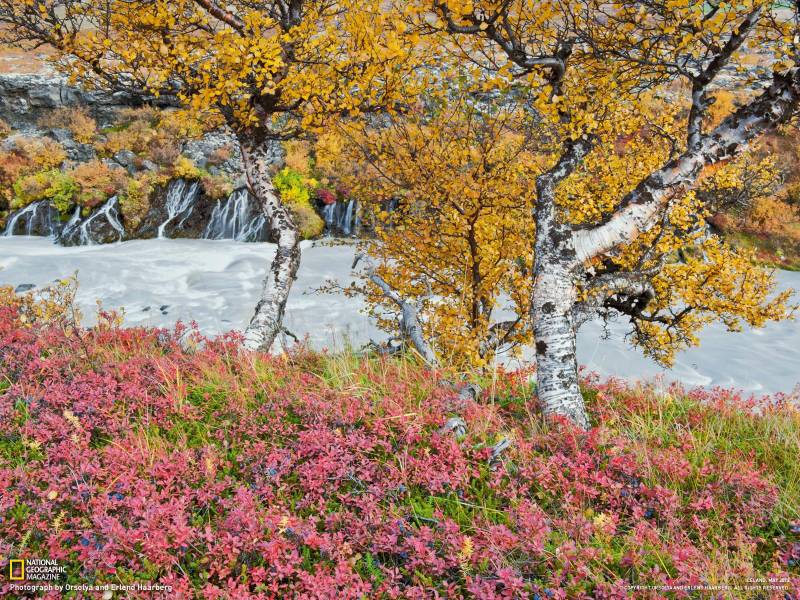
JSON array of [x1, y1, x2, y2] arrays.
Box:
[[1, 237, 798, 396]]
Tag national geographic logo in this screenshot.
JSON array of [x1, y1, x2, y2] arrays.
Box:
[[8, 559, 24, 581], [6, 559, 65, 581]]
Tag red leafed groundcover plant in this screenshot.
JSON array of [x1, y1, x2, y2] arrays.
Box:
[[0, 283, 798, 599]]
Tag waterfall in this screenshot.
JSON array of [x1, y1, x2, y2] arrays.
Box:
[[59, 205, 82, 241], [2, 201, 58, 237], [202, 188, 268, 242], [340, 199, 356, 236], [322, 203, 336, 230], [158, 179, 201, 238], [322, 199, 358, 236], [79, 197, 125, 245]]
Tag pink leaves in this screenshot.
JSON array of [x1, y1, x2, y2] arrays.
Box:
[[0, 300, 797, 598]]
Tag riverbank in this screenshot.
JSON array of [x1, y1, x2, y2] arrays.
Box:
[[1, 236, 798, 396]]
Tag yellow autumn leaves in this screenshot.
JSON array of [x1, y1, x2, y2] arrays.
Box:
[[320, 78, 793, 368], [318, 99, 537, 368], [51, 0, 421, 132]]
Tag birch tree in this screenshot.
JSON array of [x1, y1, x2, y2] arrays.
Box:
[[384, 0, 800, 428], [318, 96, 538, 368], [0, 0, 418, 351]]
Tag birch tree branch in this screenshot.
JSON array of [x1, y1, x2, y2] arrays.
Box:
[[573, 67, 800, 265], [432, 1, 571, 79], [687, 6, 763, 149], [478, 319, 524, 357], [352, 254, 439, 367], [193, 0, 246, 32], [573, 272, 657, 328]]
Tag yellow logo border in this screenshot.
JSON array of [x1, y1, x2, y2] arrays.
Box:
[[9, 559, 24, 581]]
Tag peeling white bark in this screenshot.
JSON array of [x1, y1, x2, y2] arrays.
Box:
[[240, 134, 301, 352], [531, 268, 589, 429], [531, 167, 591, 429]]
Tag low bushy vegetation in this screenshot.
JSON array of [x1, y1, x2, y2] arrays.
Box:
[[701, 125, 800, 271], [11, 160, 131, 216], [38, 107, 98, 144], [0, 107, 233, 230], [274, 166, 325, 239], [0, 284, 797, 598]]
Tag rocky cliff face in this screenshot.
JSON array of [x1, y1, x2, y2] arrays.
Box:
[[0, 73, 362, 245], [0, 73, 179, 131]]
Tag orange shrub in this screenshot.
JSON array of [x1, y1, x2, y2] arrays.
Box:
[[200, 173, 233, 200], [747, 196, 800, 235], [14, 137, 66, 170], [146, 134, 182, 166], [206, 144, 233, 167], [0, 151, 34, 199], [115, 106, 160, 126], [97, 121, 154, 156], [284, 140, 312, 174], [38, 107, 97, 143], [69, 160, 129, 209]]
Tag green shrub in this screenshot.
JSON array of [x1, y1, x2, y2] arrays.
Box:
[[274, 167, 316, 206], [118, 173, 161, 230], [12, 170, 77, 215], [273, 167, 324, 238], [290, 202, 325, 239]]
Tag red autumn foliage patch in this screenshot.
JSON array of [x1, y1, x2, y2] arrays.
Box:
[[0, 294, 798, 598], [317, 188, 337, 205]]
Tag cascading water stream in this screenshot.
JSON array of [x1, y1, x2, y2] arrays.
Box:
[[203, 188, 268, 242], [158, 179, 201, 238], [2, 201, 58, 237], [322, 203, 336, 230], [78, 196, 125, 245], [2, 182, 370, 245], [59, 205, 82, 241], [322, 199, 359, 236], [341, 199, 356, 236]]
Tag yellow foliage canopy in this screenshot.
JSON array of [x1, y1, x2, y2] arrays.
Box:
[[29, 0, 423, 134]]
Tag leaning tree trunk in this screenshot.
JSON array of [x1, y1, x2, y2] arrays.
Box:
[[238, 133, 301, 352]]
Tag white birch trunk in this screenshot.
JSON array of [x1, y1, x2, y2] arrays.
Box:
[[531, 267, 589, 429], [239, 134, 301, 352], [531, 171, 591, 429], [573, 68, 800, 265]]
